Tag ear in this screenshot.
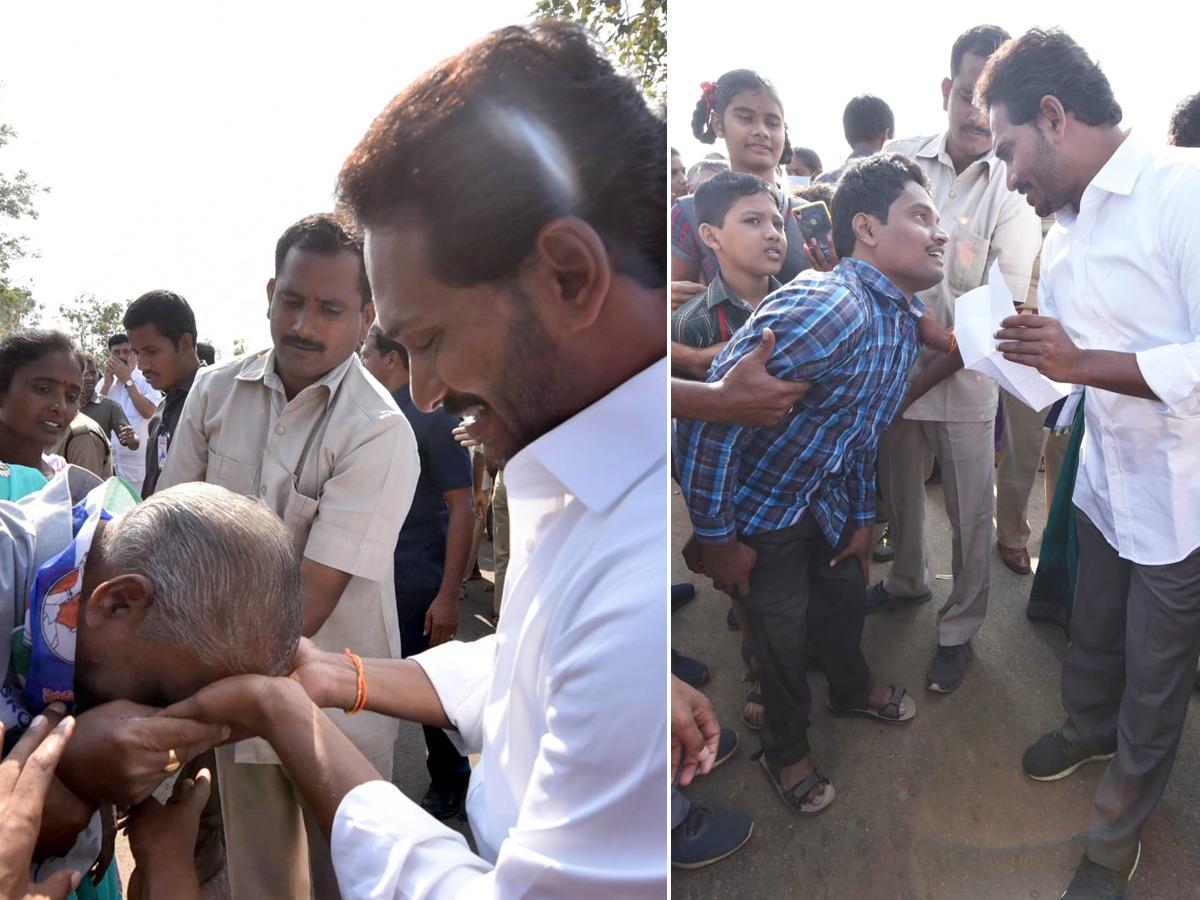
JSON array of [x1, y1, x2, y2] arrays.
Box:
[[358, 301, 376, 344], [698, 222, 721, 250], [265, 278, 276, 316], [177, 332, 195, 355], [82, 573, 155, 632], [941, 77, 952, 112], [710, 108, 723, 139], [524, 217, 611, 333], [852, 211, 879, 250], [1039, 95, 1067, 143]]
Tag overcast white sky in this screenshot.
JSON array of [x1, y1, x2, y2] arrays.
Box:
[[670, 3, 1200, 186], [1, 2, 549, 358]]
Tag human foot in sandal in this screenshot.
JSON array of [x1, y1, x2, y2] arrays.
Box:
[[828, 683, 916, 724], [741, 674, 764, 730], [758, 753, 835, 814]]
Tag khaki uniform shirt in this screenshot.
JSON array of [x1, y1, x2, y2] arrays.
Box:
[[159, 349, 419, 765], [886, 133, 1042, 421]]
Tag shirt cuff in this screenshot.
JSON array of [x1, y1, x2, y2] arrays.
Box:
[[1135, 344, 1200, 418], [412, 636, 497, 755], [331, 781, 491, 900]]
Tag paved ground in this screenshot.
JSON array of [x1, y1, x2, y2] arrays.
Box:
[[115, 544, 497, 897], [671, 478, 1200, 900]]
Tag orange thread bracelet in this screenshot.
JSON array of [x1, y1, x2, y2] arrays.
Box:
[[946, 326, 958, 355], [345, 649, 367, 715]]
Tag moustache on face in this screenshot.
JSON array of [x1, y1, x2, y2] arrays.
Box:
[[1014, 182, 1032, 195], [283, 336, 326, 353], [443, 393, 489, 418]]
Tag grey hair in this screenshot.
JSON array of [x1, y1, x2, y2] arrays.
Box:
[[98, 482, 303, 675]]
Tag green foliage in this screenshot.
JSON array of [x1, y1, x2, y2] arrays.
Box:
[[1, 90, 50, 334], [232, 338, 246, 357], [531, 0, 666, 101], [0, 282, 40, 334], [61, 292, 126, 357]]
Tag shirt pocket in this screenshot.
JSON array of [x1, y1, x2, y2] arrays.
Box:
[[207, 452, 259, 497], [282, 481, 320, 550], [946, 223, 991, 296]]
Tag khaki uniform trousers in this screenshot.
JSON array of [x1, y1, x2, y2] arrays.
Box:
[[216, 740, 394, 900], [995, 389, 1070, 550], [878, 416, 994, 647]]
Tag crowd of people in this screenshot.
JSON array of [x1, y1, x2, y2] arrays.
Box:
[[670, 24, 1200, 900], [1, 19, 667, 900]]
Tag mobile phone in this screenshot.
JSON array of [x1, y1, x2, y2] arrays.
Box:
[[791, 200, 832, 243]]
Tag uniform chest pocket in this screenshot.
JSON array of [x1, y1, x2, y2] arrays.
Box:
[[946, 224, 991, 296], [282, 482, 320, 550], [207, 453, 259, 497]]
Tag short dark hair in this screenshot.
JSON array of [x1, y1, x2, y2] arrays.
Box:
[[842, 95, 894, 146], [797, 181, 835, 208], [274, 214, 371, 308], [1169, 92, 1200, 148], [791, 147, 822, 173], [196, 342, 216, 366], [107, 333, 130, 349], [692, 69, 793, 166], [123, 289, 197, 347], [976, 28, 1122, 128], [367, 323, 408, 368], [338, 21, 665, 289], [831, 152, 931, 259], [950, 25, 1010, 78], [0, 329, 78, 393], [693, 172, 778, 229]]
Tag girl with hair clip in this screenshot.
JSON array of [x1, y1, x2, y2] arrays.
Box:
[[671, 69, 836, 301]]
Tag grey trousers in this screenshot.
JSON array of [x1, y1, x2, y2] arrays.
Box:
[[995, 391, 1070, 549], [1061, 509, 1200, 870], [878, 416, 994, 646]]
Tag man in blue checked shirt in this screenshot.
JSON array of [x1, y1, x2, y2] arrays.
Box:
[[677, 153, 952, 814]]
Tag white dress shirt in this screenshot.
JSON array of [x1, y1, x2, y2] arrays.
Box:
[[330, 358, 670, 900], [106, 368, 162, 488], [1039, 130, 1200, 565]]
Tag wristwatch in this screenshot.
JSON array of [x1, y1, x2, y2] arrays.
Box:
[[124, 378, 135, 387]]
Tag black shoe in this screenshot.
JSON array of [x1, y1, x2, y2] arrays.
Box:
[[871, 523, 895, 562], [713, 727, 738, 769], [866, 580, 932, 613], [671, 650, 709, 688], [926, 642, 972, 693], [671, 582, 696, 612], [1023, 730, 1116, 781], [671, 803, 753, 869], [726, 606, 740, 631], [420, 782, 468, 820], [1060, 843, 1140, 899]]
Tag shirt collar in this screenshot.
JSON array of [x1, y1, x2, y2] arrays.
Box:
[[238, 348, 355, 406], [841, 257, 925, 317], [702, 273, 782, 310], [922, 131, 997, 175], [1087, 128, 1144, 198], [505, 357, 667, 514]]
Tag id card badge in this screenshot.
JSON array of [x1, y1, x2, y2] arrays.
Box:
[[157, 433, 169, 467]]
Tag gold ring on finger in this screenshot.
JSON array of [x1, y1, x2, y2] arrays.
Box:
[[163, 747, 182, 774]]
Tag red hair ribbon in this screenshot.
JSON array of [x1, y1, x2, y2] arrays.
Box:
[[700, 81, 717, 111]]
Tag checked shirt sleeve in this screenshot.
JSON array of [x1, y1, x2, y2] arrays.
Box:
[[676, 416, 746, 545]]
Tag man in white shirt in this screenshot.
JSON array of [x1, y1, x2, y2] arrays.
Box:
[[981, 28, 1200, 900], [872, 24, 1042, 693], [163, 20, 668, 900], [100, 332, 162, 489]]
